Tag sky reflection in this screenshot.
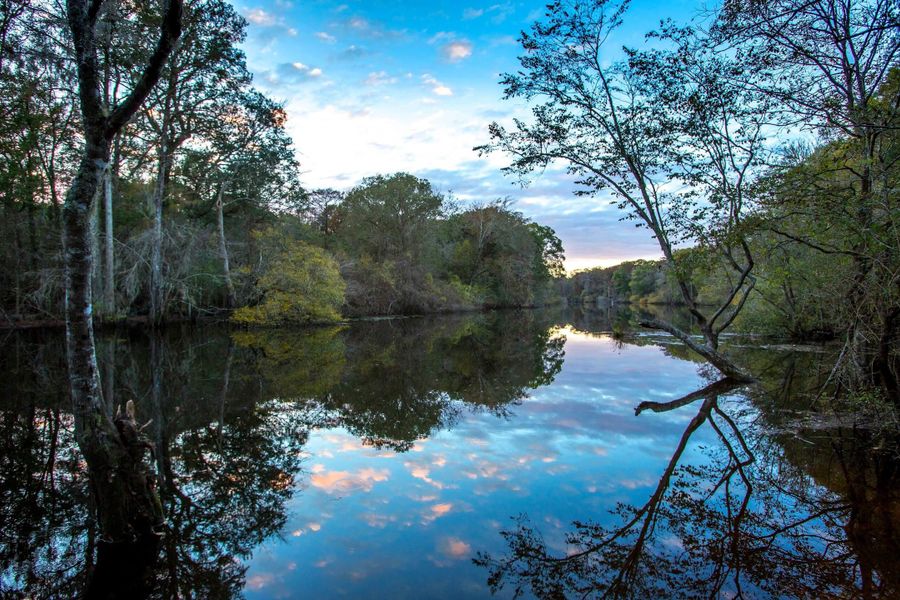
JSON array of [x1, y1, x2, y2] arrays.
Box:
[[244, 330, 716, 598]]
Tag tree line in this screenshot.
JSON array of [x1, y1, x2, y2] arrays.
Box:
[[0, 0, 564, 329]]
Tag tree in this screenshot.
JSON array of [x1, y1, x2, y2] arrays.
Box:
[[713, 0, 900, 397], [232, 227, 345, 325], [0, 0, 78, 319], [180, 89, 303, 308], [444, 201, 563, 306], [629, 260, 659, 298], [304, 187, 345, 250], [62, 0, 181, 548], [527, 221, 566, 280], [339, 172, 444, 261], [478, 0, 771, 380], [140, 0, 250, 324]]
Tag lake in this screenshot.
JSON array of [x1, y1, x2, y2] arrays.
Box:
[[1, 308, 897, 598]]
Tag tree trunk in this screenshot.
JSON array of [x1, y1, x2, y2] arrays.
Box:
[[639, 317, 755, 382], [217, 339, 233, 450], [103, 164, 115, 314], [149, 333, 167, 492], [102, 333, 115, 417], [149, 135, 170, 326], [64, 147, 165, 542], [62, 0, 182, 562], [90, 175, 102, 310], [216, 183, 236, 308]]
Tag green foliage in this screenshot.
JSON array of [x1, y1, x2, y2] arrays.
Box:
[[444, 202, 563, 308], [337, 173, 444, 260], [329, 191, 562, 315], [628, 261, 660, 299], [612, 268, 631, 297], [232, 228, 344, 325], [527, 222, 566, 280]]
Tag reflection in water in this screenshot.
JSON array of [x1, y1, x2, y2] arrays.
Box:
[[234, 313, 564, 452], [475, 369, 900, 599], [0, 311, 563, 597], [0, 310, 898, 598]]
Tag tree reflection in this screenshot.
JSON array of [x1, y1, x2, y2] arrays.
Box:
[[0, 334, 89, 596], [234, 312, 565, 451], [0, 329, 311, 598], [0, 312, 567, 596], [476, 376, 900, 599], [317, 313, 564, 450], [156, 395, 309, 598]]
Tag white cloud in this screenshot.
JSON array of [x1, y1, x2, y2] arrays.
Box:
[[486, 2, 515, 23], [264, 61, 324, 84], [442, 40, 473, 62], [245, 8, 276, 26], [243, 7, 297, 36], [364, 71, 397, 86], [343, 16, 405, 39], [316, 31, 336, 43], [422, 74, 453, 96], [428, 31, 454, 44], [279, 100, 495, 188], [463, 7, 484, 19], [348, 16, 368, 29]]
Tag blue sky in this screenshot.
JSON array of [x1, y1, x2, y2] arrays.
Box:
[[236, 0, 703, 271]]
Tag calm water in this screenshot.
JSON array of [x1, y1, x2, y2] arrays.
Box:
[[1, 309, 898, 598]]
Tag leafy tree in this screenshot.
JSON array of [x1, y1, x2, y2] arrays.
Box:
[[179, 89, 303, 308], [527, 222, 566, 280], [714, 0, 900, 397], [232, 227, 345, 325], [303, 188, 345, 250], [447, 202, 563, 307], [339, 172, 444, 261]]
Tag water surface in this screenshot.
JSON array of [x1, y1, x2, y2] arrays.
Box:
[[1, 309, 897, 598]]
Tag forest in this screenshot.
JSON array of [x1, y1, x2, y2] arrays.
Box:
[[0, 0, 564, 328]]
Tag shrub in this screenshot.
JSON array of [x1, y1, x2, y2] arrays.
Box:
[[232, 229, 345, 325]]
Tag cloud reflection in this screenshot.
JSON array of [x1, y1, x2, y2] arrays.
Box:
[[310, 468, 390, 494]]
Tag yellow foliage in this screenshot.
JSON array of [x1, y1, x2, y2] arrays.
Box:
[[232, 228, 345, 326]]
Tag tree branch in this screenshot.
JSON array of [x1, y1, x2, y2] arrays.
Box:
[[106, 0, 183, 138]]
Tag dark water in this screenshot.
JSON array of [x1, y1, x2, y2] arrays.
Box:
[[1, 309, 898, 598]]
